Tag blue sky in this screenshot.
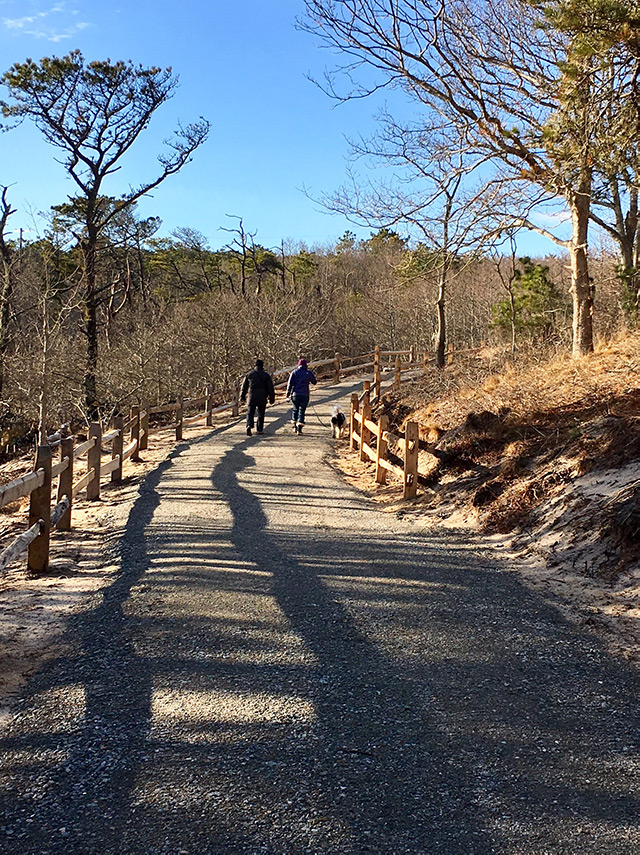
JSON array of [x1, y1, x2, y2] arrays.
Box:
[[0, 0, 562, 254]]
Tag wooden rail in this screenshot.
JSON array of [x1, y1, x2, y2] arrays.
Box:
[[122, 438, 138, 462], [350, 383, 419, 499], [0, 418, 129, 574], [50, 457, 69, 479], [73, 437, 96, 458], [0, 344, 429, 574], [0, 521, 43, 572], [0, 470, 45, 510], [71, 467, 96, 498]]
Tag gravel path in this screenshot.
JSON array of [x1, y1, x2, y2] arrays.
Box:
[[0, 380, 638, 854]]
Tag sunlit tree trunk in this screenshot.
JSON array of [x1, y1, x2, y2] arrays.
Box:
[[0, 188, 16, 399], [568, 175, 594, 355], [82, 233, 99, 418]]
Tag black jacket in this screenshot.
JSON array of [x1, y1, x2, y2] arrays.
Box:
[[241, 367, 275, 405]]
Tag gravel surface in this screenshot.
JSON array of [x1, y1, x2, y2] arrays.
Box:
[[0, 380, 638, 854]]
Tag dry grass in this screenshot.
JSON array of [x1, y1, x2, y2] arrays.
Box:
[[393, 333, 640, 433], [376, 333, 640, 491]]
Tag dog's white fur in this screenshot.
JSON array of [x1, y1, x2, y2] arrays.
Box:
[[331, 405, 347, 439]]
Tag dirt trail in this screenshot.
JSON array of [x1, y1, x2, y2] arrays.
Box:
[[0, 381, 638, 853]]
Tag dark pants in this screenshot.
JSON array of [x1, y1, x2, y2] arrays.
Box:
[[246, 400, 267, 432], [291, 394, 309, 425]]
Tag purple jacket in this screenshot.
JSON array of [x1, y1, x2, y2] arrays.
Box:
[[286, 366, 317, 397]]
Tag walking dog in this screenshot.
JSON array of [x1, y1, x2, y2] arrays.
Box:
[[331, 405, 347, 439]]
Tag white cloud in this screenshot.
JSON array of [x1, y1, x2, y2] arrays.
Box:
[[5, 14, 48, 30], [535, 212, 571, 230], [3, 3, 90, 42]]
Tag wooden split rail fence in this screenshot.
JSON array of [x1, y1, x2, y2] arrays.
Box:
[[0, 382, 245, 574], [0, 411, 143, 574], [148, 384, 239, 441], [0, 345, 427, 575], [350, 380, 419, 500], [271, 345, 423, 393]]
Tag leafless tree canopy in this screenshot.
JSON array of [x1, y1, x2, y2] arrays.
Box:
[[300, 0, 640, 355]]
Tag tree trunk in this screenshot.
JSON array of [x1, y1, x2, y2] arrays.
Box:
[[82, 237, 99, 418], [38, 294, 49, 444], [435, 263, 446, 369], [0, 190, 16, 399], [619, 234, 635, 273], [0, 268, 12, 399], [435, 194, 454, 369], [568, 180, 594, 355], [509, 289, 517, 354], [280, 242, 287, 294]]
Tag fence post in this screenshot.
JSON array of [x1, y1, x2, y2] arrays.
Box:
[[130, 405, 141, 462], [373, 346, 381, 399], [349, 393, 359, 451], [176, 396, 183, 441], [112, 415, 123, 483], [86, 422, 102, 500], [206, 385, 214, 426], [27, 445, 52, 573], [333, 352, 341, 383], [139, 405, 149, 451], [410, 344, 416, 363], [394, 356, 402, 389], [232, 380, 240, 418], [376, 414, 388, 485], [362, 380, 371, 405], [447, 343, 454, 365], [57, 436, 73, 531], [403, 420, 419, 499], [423, 350, 430, 371], [360, 396, 372, 463]]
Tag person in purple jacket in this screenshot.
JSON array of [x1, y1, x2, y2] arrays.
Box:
[[286, 358, 317, 434]]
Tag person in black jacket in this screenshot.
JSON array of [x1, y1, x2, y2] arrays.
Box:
[[240, 359, 275, 436]]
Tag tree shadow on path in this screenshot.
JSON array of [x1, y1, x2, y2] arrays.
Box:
[[0, 412, 638, 854], [210, 438, 640, 853]]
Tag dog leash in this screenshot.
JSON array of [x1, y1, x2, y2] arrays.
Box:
[[310, 401, 330, 427]]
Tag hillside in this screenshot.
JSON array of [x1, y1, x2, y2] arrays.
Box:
[[336, 334, 640, 666]]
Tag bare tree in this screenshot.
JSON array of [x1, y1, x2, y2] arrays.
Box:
[[221, 216, 253, 297], [322, 113, 486, 366], [301, 0, 619, 355], [2, 51, 210, 416], [0, 185, 16, 398]]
